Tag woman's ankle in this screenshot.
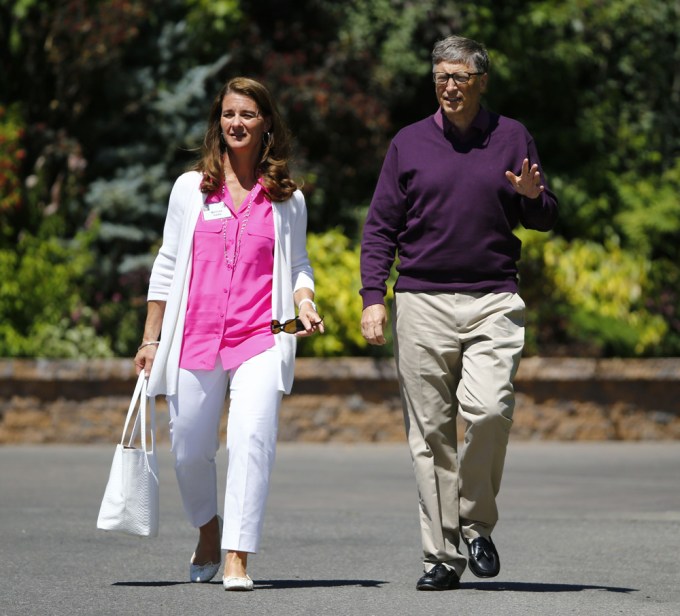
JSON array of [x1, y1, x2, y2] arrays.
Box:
[[225, 550, 248, 577], [194, 516, 221, 564]]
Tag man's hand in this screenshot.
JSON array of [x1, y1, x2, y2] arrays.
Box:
[[361, 304, 388, 346], [505, 158, 544, 199]]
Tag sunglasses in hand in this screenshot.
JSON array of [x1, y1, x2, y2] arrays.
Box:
[[270, 316, 324, 335]]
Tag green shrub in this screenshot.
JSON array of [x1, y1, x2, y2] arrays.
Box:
[[0, 231, 113, 358], [518, 230, 667, 356], [615, 158, 680, 260], [0, 104, 25, 239], [297, 225, 672, 358], [297, 228, 394, 357]]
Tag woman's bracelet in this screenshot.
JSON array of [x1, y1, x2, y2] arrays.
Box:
[[138, 340, 160, 351], [297, 298, 317, 312]]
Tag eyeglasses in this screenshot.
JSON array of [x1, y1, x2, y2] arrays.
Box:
[[222, 110, 261, 123], [433, 71, 484, 86], [270, 316, 324, 334]]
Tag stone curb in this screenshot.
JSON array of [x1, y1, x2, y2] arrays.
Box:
[[1, 357, 679, 444]]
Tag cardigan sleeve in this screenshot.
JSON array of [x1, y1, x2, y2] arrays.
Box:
[[147, 173, 192, 301], [289, 190, 315, 294]]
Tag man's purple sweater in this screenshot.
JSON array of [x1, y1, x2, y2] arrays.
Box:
[[360, 107, 559, 308]]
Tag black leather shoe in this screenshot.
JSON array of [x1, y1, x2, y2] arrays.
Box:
[[416, 563, 460, 591], [466, 536, 500, 578]]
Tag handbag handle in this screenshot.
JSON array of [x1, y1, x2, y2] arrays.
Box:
[[120, 372, 155, 454]]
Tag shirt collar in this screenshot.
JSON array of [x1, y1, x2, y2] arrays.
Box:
[[434, 106, 490, 139], [205, 179, 263, 206]]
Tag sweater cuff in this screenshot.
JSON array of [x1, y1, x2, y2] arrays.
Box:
[[360, 290, 386, 310]]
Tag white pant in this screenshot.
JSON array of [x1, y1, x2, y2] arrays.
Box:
[[167, 347, 283, 553]]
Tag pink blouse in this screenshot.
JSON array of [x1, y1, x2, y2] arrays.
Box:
[[179, 181, 275, 371]]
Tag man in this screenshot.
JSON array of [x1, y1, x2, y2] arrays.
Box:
[[360, 35, 558, 591]]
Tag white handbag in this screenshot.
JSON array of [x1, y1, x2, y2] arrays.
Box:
[[97, 371, 159, 537]]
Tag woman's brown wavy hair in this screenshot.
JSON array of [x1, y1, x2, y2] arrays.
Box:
[[193, 77, 297, 202]]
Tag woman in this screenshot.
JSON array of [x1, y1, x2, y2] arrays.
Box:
[[134, 77, 324, 591]]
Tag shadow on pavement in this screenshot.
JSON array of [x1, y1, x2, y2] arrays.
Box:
[[113, 579, 388, 589], [255, 579, 388, 589], [462, 581, 637, 594], [113, 581, 187, 587], [113, 579, 635, 593]]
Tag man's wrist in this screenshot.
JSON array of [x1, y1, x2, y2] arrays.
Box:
[[361, 291, 386, 311]]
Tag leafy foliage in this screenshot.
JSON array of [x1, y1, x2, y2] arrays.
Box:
[[297, 228, 394, 357], [1, 0, 679, 357], [0, 104, 25, 237], [0, 231, 113, 357], [518, 230, 667, 357], [614, 159, 680, 260]]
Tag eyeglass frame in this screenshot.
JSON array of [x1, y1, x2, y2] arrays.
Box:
[[432, 71, 485, 86], [270, 316, 324, 335]]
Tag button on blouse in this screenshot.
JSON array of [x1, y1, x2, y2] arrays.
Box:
[[179, 181, 275, 371]]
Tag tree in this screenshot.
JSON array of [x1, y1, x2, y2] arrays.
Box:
[[1, 0, 679, 357]]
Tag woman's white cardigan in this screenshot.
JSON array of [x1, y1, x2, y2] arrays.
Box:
[[146, 171, 314, 397]]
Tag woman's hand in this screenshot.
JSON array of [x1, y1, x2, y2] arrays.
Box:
[[296, 300, 325, 337], [134, 300, 165, 376], [134, 344, 158, 377]]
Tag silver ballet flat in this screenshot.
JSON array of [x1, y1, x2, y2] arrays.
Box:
[[223, 575, 254, 591], [189, 515, 223, 583], [190, 557, 221, 583]]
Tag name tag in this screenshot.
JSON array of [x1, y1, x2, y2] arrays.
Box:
[[202, 202, 232, 221]]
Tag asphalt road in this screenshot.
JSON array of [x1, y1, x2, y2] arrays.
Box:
[[1, 441, 679, 615]]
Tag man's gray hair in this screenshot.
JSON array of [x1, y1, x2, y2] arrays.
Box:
[[432, 35, 489, 73]]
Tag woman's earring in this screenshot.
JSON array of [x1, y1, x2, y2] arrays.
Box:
[[263, 131, 273, 148]]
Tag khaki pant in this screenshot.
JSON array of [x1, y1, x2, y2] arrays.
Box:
[[393, 291, 525, 576]]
